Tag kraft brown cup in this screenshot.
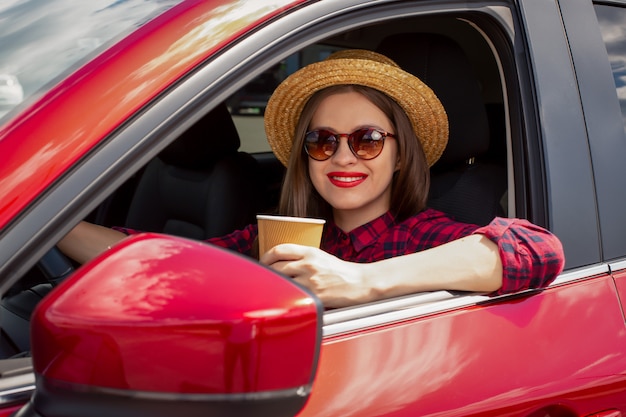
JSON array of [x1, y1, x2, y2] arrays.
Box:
[[257, 215, 326, 256]]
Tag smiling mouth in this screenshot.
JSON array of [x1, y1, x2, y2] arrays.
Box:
[[327, 173, 367, 187]]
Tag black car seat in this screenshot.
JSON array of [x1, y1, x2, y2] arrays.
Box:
[[377, 33, 507, 226], [124, 103, 259, 239]]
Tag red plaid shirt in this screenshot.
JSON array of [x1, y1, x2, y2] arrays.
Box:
[[117, 208, 564, 295]]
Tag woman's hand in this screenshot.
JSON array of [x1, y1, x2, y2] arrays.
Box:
[[260, 244, 376, 308]]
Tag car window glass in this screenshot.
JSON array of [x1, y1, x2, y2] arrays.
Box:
[[231, 45, 343, 153], [594, 4, 626, 134], [0, 0, 182, 122]]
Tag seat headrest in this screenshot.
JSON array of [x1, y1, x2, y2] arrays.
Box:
[[158, 103, 241, 170], [376, 33, 490, 169]]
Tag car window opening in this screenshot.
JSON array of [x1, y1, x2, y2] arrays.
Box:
[[1, 13, 512, 357]]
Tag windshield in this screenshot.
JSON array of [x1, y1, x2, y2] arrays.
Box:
[[0, 0, 183, 121]]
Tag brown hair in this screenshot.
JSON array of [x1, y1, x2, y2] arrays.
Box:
[[277, 85, 430, 222]]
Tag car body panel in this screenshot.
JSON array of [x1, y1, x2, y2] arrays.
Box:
[[0, 0, 305, 231], [0, 406, 20, 417], [299, 275, 626, 416]]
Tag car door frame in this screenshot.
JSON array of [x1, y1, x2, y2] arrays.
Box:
[[561, 0, 626, 263], [562, 0, 626, 325]]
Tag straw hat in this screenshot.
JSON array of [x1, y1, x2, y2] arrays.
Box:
[[264, 49, 448, 167]]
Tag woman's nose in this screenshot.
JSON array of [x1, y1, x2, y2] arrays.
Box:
[[331, 136, 357, 164]]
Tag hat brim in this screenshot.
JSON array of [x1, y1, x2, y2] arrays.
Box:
[[264, 53, 448, 167]]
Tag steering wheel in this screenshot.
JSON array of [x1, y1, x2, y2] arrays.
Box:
[[37, 246, 75, 286], [0, 247, 75, 356]]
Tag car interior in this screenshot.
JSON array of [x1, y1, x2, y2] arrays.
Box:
[[0, 13, 510, 359]]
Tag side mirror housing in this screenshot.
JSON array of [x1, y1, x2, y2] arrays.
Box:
[[27, 234, 323, 417]]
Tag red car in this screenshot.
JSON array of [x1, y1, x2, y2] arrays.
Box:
[[1, 0, 626, 416]]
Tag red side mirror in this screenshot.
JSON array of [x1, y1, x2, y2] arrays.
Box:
[[27, 234, 322, 417]]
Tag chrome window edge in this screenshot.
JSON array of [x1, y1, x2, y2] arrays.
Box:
[[0, 372, 34, 408], [323, 292, 489, 337], [609, 259, 626, 273], [551, 264, 609, 285], [323, 264, 610, 337], [323, 290, 479, 326]]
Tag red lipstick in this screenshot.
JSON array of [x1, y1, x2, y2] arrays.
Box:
[[327, 172, 368, 188]]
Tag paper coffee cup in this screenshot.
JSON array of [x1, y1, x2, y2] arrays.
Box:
[[257, 215, 325, 255]]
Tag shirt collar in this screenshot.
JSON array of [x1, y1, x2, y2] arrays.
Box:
[[326, 211, 396, 253]]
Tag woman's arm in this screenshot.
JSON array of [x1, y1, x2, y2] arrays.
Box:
[[365, 234, 503, 298], [57, 221, 127, 264], [261, 234, 502, 308]]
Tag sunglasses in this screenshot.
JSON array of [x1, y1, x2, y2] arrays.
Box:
[[304, 128, 396, 161]]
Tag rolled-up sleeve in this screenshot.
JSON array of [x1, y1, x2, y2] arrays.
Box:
[[472, 218, 565, 295]]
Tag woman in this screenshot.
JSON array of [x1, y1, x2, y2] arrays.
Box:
[[59, 50, 565, 308]]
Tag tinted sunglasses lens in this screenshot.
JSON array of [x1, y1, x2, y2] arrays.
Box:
[[305, 130, 337, 160], [350, 128, 385, 159]]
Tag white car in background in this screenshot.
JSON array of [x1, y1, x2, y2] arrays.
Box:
[[0, 74, 23, 107]]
